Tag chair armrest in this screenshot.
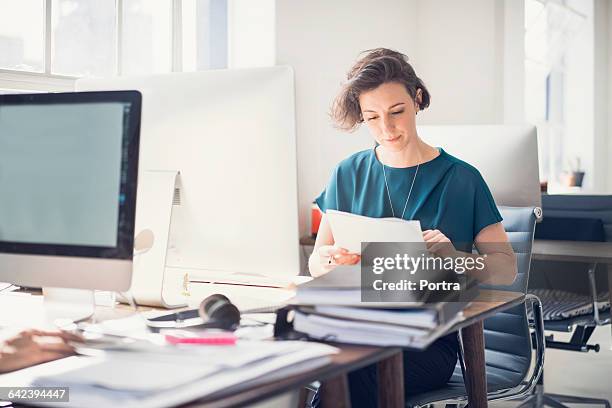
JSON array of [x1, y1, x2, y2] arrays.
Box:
[[524, 294, 545, 392], [463, 294, 546, 404]]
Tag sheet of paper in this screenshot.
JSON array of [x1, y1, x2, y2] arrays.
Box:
[[9, 341, 338, 408], [314, 305, 437, 328], [326, 210, 425, 253], [35, 355, 220, 391]]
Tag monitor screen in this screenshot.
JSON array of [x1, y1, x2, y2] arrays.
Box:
[[0, 91, 141, 259]]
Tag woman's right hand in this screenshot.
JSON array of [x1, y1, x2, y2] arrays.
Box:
[[308, 215, 360, 277], [317, 245, 361, 271], [0, 329, 83, 374]]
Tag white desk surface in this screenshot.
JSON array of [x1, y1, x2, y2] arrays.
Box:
[[0, 282, 295, 335]]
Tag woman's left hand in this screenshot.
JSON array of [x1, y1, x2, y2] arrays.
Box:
[[422, 229, 458, 258]]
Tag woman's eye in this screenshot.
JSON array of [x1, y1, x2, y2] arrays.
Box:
[[366, 117, 378, 121], [391, 110, 404, 115]]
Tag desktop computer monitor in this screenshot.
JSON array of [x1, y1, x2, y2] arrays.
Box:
[[76, 67, 300, 287], [0, 91, 141, 292], [417, 125, 541, 208]]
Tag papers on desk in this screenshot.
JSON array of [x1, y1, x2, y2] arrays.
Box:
[[37, 354, 219, 391], [1, 340, 338, 408], [290, 266, 469, 349], [293, 308, 462, 349], [326, 210, 424, 253], [313, 305, 438, 329]]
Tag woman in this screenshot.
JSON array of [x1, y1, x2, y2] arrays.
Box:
[[309, 48, 516, 406], [0, 330, 79, 374]]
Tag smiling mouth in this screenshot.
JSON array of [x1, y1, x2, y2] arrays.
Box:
[[385, 136, 401, 142]]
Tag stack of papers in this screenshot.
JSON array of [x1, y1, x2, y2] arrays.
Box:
[[295, 312, 434, 348], [0, 340, 338, 408], [291, 266, 468, 349], [293, 265, 469, 314], [310, 305, 438, 329]]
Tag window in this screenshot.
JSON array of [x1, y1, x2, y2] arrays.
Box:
[[0, 0, 275, 92], [122, 0, 172, 75], [0, 0, 45, 72], [52, 0, 117, 77], [183, 0, 229, 71], [524, 0, 594, 190]]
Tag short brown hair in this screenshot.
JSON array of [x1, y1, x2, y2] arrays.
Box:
[[331, 48, 430, 132]]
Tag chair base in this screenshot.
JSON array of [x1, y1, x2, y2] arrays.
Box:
[[516, 385, 611, 408]]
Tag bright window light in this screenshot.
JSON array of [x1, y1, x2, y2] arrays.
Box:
[[0, 0, 45, 72], [122, 0, 172, 75], [51, 0, 117, 77]]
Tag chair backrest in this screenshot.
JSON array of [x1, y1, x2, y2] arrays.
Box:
[[481, 206, 538, 387], [542, 194, 612, 241], [495, 206, 538, 292], [535, 216, 605, 242], [534, 195, 612, 293]]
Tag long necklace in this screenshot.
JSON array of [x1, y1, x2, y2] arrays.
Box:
[[380, 150, 420, 220]]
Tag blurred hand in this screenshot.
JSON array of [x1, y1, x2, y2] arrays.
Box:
[[317, 245, 361, 271], [0, 329, 82, 374], [423, 229, 458, 258]]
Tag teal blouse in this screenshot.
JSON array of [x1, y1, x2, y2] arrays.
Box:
[[315, 147, 502, 251]]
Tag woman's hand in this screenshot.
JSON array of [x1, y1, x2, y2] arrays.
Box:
[[309, 215, 361, 277], [317, 245, 361, 269], [422, 229, 458, 258], [0, 329, 83, 374]]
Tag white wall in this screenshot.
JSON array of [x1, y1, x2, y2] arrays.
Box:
[[276, 0, 526, 236], [415, 0, 524, 126], [415, 0, 501, 125], [228, 0, 275, 68], [593, 0, 612, 192], [502, 0, 526, 124], [594, 0, 609, 192], [607, 0, 612, 192], [609, 0, 612, 192]]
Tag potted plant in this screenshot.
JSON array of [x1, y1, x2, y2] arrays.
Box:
[[565, 157, 585, 187]]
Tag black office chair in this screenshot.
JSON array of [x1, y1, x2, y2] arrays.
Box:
[[525, 194, 612, 407], [405, 206, 546, 408], [531, 195, 611, 354]]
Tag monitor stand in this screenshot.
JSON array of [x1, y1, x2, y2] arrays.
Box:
[[42, 288, 95, 325], [125, 170, 188, 308]]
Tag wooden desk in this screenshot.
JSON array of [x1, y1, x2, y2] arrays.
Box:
[[532, 239, 612, 334], [183, 289, 524, 408], [2, 288, 523, 408], [183, 345, 400, 408]]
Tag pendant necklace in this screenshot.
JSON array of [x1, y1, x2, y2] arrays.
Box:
[[380, 149, 420, 220]]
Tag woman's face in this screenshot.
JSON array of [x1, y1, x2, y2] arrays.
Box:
[[358, 81, 420, 152]]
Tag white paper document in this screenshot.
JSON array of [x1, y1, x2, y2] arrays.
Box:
[[0, 340, 338, 408], [314, 305, 437, 329], [293, 310, 462, 349], [36, 355, 220, 391], [293, 311, 426, 347], [325, 210, 425, 253]]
